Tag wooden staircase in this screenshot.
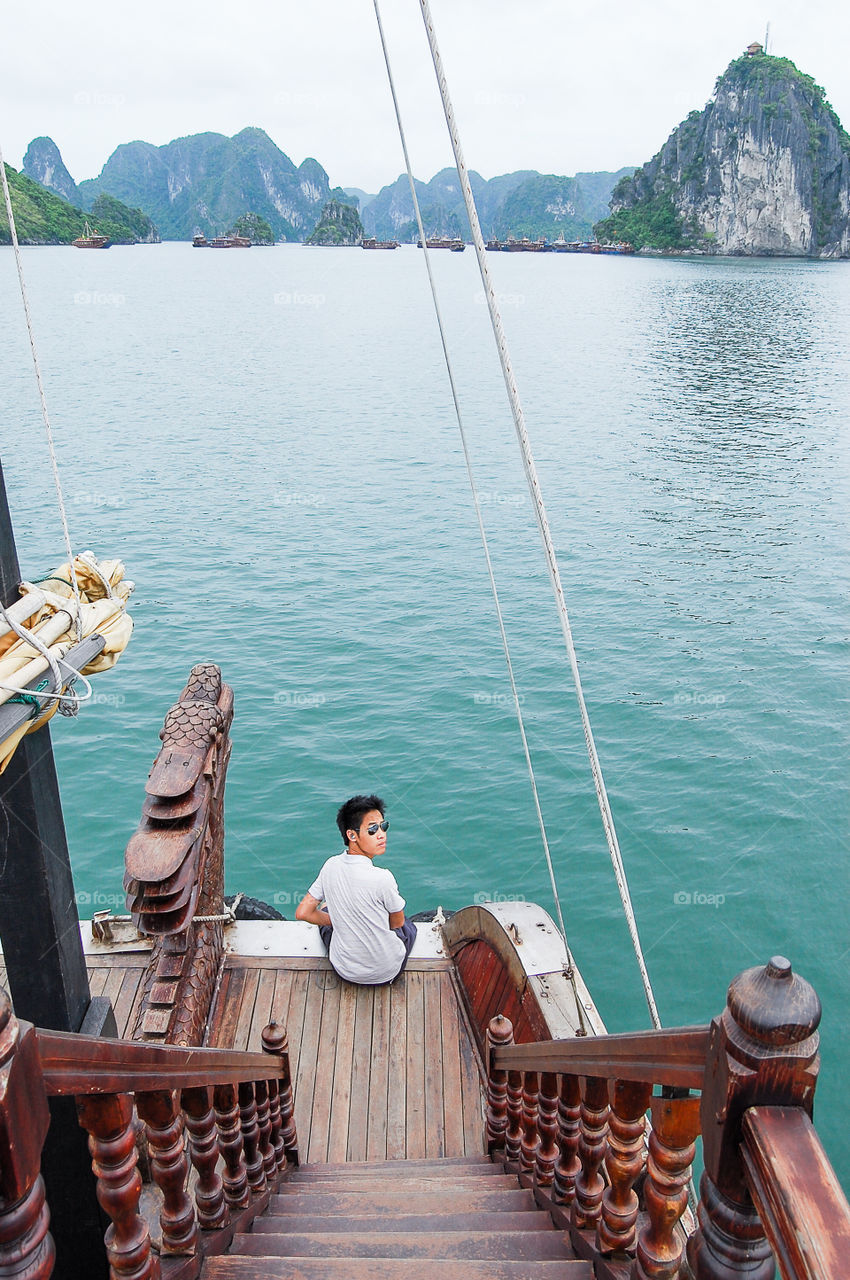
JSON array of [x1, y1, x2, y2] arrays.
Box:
[[203, 1156, 592, 1279]]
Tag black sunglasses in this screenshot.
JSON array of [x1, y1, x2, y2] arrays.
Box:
[[366, 820, 390, 835]]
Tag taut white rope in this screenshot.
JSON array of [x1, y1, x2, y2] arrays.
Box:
[[373, 0, 586, 1033], [0, 141, 82, 637], [416, 0, 661, 1028]]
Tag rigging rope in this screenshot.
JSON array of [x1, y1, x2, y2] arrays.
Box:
[[0, 141, 82, 638], [372, 0, 587, 1034], [412, 0, 661, 1028]]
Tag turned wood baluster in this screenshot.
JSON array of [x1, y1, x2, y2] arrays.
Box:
[[181, 1085, 228, 1230], [519, 1070, 540, 1174], [687, 956, 821, 1280], [238, 1081, 266, 1193], [213, 1083, 250, 1208], [0, 989, 54, 1280], [255, 1079, 276, 1180], [599, 1078, 653, 1255], [262, 1022, 299, 1166], [572, 1075, 610, 1231], [505, 1067, 523, 1164], [76, 1092, 159, 1280], [534, 1071, 559, 1186], [552, 1073, 582, 1206], [136, 1089, 198, 1256], [485, 1014, 514, 1152], [632, 1094, 701, 1280]]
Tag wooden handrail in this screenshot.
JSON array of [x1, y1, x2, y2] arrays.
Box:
[[33, 1024, 283, 1095], [741, 1106, 850, 1280], [492, 1024, 710, 1088]]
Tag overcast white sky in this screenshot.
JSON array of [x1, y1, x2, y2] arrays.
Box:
[[3, 0, 848, 194]]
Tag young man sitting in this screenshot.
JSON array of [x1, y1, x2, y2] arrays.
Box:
[[295, 794, 417, 985]]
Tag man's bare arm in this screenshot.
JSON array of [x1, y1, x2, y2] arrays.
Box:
[[295, 892, 331, 928], [388, 909, 405, 930]]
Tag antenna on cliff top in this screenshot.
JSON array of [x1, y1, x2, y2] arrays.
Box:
[[764, 21, 771, 54]]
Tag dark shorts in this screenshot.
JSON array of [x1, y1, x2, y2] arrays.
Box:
[[319, 919, 418, 985]]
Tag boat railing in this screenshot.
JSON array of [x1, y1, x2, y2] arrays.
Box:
[[0, 985, 298, 1280], [483, 956, 850, 1280]]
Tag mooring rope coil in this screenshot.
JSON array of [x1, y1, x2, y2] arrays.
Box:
[[414, 0, 661, 1028], [372, 0, 587, 1034]]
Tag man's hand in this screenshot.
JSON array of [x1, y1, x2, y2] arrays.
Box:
[[295, 892, 332, 928]]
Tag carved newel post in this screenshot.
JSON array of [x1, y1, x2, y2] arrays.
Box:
[[687, 955, 821, 1280], [0, 989, 55, 1280]]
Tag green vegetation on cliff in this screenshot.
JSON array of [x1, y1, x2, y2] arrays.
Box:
[[230, 212, 274, 244], [1, 165, 159, 245], [306, 199, 364, 245], [594, 186, 688, 251]]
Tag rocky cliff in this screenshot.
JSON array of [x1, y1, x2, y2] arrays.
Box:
[[306, 199, 364, 245], [77, 128, 347, 241], [1, 163, 159, 245], [364, 167, 631, 242], [596, 51, 850, 257], [22, 136, 80, 204]]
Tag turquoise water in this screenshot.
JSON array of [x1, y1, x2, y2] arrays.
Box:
[[1, 243, 848, 1184]]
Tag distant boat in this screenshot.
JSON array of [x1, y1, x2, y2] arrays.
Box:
[[502, 236, 548, 252], [417, 237, 465, 251], [361, 237, 399, 250], [207, 235, 252, 248], [485, 238, 502, 251], [72, 221, 110, 249], [192, 233, 208, 247]]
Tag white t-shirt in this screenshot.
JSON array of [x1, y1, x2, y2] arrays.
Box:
[[308, 851, 406, 984]]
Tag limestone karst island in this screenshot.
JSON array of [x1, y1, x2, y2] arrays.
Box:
[[3, 44, 849, 256]]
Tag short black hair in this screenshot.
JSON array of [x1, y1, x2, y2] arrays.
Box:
[[337, 794, 386, 845]]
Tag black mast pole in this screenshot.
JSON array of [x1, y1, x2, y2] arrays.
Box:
[[0, 455, 112, 1278]]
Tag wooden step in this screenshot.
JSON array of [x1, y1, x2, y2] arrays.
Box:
[[280, 1175, 520, 1193], [204, 1259, 593, 1279], [268, 1190, 535, 1215], [255, 1211, 555, 1235], [296, 1157, 496, 1174], [231, 1230, 573, 1260]]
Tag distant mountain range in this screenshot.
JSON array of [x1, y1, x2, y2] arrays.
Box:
[[20, 131, 632, 243]]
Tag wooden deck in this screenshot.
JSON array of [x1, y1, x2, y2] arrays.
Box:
[[206, 956, 487, 1165], [0, 955, 149, 1038]]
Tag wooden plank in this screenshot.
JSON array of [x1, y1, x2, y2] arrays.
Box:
[[366, 983, 390, 1162], [304, 973, 342, 1163], [347, 982, 374, 1162], [86, 954, 149, 968], [209, 966, 246, 1050], [405, 970, 426, 1159], [232, 967, 260, 1051], [247, 967, 277, 1053], [458, 985, 486, 1157], [293, 971, 325, 1159], [326, 982, 358, 1163], [113, 967, 144, 1038], [233, 1229, 572, 1258], [280, 971, 307, 1084], [101, 963, 128, 1012], [224, 954, 452, 971], [438, 971, 466, 1157], [86, 966, 110, 998], [423, 971, 445, 1158], [386, 980, 407, 1159]]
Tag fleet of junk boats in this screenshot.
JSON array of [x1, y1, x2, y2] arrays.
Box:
[[75, 227, 633, 253]]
